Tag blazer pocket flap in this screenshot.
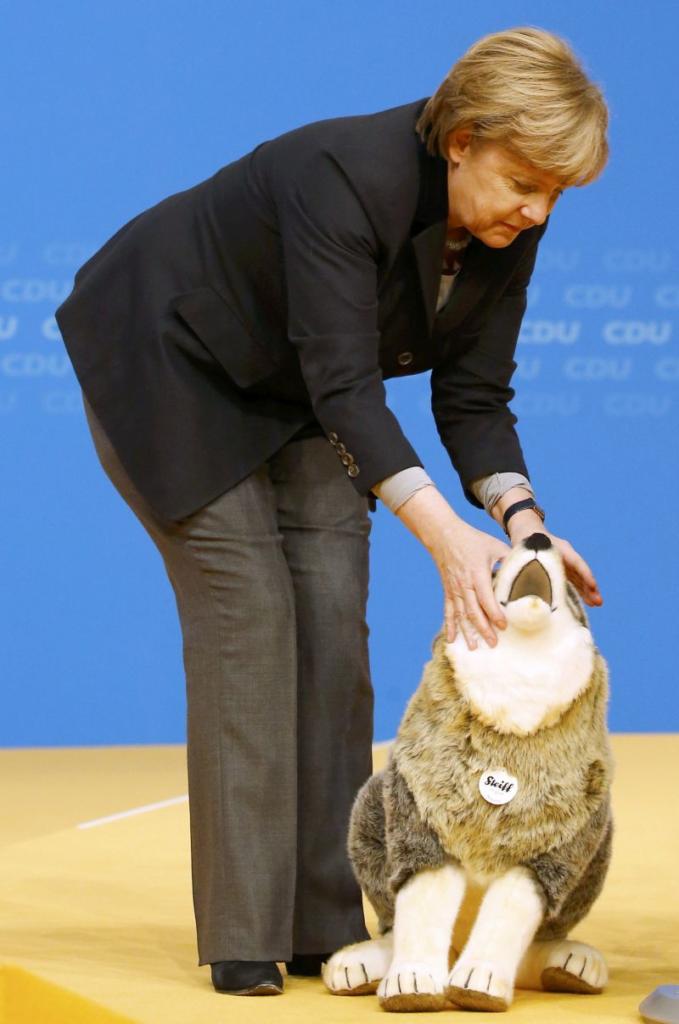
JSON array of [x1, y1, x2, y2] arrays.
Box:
[[173, 286, 276, 388]]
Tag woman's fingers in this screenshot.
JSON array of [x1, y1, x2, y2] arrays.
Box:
[[444, 577, 497, 650], [455, 591, 481, 650], [438, 531, 512, 651], [444, 595, 457, 643], [567, 567, 603, 606], [460, 583, 498, 648], [554, 539, 603, 606], [444, 585, 480, 651], [474, 566, 507, 629]]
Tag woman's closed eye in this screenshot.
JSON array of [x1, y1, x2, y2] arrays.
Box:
[[510, 178, 564, 201], [511, 178, 536, 194]]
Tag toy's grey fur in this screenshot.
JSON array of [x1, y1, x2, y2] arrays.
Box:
[[348, 584, 613, 942]]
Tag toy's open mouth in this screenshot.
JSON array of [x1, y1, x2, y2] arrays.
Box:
[[507, 558, 553, 606]]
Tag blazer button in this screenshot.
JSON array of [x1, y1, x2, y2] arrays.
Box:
[[328, 432, 339, 445], [347, 464, 360, 478], [397, 351, 414, 366], [340, 453, 352, 466], [336, 442, 347, 455]]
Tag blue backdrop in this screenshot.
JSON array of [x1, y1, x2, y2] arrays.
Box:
[[2, 0, 677, 746]]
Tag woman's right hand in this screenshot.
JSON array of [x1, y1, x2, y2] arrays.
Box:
[[430, 519, 511, 649], [395, 486, 511, 650]]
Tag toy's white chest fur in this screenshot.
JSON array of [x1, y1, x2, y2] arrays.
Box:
[[446, 604, 594, 736]]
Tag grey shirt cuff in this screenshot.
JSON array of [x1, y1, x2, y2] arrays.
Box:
[[372, 469, 534, 517], [371, 466, 435, 513], [469, 472, 534, 514]]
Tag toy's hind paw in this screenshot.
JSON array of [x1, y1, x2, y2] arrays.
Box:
[[377, 961, 448, 1012], [541, 940, 607, 994], [446, 958, 512, 1012], [322, 936, 392, 995]]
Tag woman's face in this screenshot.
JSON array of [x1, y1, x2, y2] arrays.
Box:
[[446, 129, 566, 247]]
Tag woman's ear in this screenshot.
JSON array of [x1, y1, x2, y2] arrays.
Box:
[[446, 126, 474, 164]]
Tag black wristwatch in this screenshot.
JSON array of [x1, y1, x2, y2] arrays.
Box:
[[502, 498, 546, 535]]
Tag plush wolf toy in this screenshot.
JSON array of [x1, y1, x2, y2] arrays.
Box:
[[323, 533, 613, 1012]]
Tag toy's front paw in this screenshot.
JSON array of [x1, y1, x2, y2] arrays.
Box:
[[540, 940, 607, 994], [446, 958, 512, 1012], [322, 936, 392, 995], [377, 961, 448, 1012]]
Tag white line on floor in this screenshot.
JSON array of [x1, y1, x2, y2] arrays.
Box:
[[75, 741, 394, 830], [77, 795, 188, 829]]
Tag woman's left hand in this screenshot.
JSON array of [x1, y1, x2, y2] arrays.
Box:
[[508, 517, 603, 607]]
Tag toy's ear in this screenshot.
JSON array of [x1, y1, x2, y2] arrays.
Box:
[[565, 581, 590, 628]]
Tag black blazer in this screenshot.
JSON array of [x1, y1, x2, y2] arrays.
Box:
[[56, 98, 547, 521]]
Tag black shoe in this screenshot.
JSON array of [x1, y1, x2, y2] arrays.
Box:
[[211, 960, 283, 995], [285, 952, 333, 977]]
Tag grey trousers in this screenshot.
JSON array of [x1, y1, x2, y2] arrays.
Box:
[[83, 398, 374, 964]]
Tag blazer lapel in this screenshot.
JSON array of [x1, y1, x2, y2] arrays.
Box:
[[412, 219, 447, 335], [409, 140, 449, 335], [412, 224, 494, 338], [432, 236, 492, 336]]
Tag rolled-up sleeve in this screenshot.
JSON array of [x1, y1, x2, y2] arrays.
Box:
[[275, 148, 423, 493], [431, 221, 548, 508]]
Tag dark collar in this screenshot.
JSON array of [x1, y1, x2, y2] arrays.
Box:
[[412, 124, 449, 230], [410, 124, 450, 333]]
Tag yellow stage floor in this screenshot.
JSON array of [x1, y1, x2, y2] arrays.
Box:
[[1, 736, 677, 1023]]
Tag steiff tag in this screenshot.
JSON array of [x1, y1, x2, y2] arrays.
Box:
[[479, 769, 518, 805]]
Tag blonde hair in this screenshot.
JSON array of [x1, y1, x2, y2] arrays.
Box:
[[416, 27, 609, 186]]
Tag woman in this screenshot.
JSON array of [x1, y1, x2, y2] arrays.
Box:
[[56, 27, 607, 996]]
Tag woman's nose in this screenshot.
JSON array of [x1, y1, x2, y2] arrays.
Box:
[[519, 195, 551, 226]]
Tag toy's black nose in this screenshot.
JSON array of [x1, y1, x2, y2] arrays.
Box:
[[523, 533, 552, 552]]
